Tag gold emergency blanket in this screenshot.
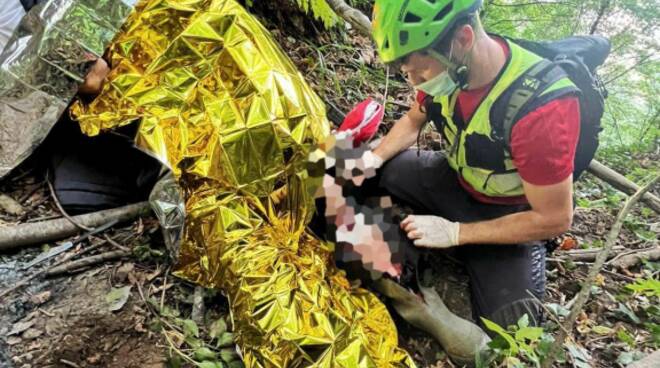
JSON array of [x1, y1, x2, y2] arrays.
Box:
[[71, 0, 415, 366]]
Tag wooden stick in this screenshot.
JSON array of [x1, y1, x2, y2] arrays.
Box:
[[541, 174, 660, 368], [611, 247, 660, 270], [588, 160, 660, 213], [0, 202, 151, 251], [45, 250, 129, 276], [559, 246, 624, 262]]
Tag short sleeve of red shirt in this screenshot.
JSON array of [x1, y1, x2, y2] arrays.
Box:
[[510, 96, 581, 185]]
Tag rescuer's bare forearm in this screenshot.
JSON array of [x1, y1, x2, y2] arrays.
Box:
[[373, 102, 427, 162]]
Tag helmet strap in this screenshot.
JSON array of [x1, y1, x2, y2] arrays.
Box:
[[428, 39, 475, 90]]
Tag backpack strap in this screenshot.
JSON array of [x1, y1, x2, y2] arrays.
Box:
[[502, 60, 570, 150]]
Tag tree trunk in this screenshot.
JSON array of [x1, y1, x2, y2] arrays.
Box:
[[0, 202, 151, 251], [326, 0, 372, 35], [588, 160, 660, 214]]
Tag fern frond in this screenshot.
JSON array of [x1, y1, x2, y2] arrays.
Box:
[[306, 0, 340, 28], [245, 0, 340, 29]]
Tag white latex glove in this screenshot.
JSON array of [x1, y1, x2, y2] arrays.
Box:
[[401, 215, 460, 249], [369, 151, 385, 169]]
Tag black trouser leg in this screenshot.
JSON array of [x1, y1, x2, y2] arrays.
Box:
[[458, 243, 546, 328]]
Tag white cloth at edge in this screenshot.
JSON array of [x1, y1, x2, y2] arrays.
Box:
[[0, 0, 26, 52]]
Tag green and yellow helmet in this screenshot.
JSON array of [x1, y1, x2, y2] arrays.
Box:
[[372, 0, 483, 63]]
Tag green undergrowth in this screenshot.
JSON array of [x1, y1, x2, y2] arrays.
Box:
[[144, 286, 242, 368], [479, 259, 660, 367]]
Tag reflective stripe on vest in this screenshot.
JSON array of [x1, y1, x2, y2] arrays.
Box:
[[434, 39, 576, 198]]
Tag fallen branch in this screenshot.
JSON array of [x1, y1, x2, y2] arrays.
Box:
[[326, 0, 372, 36], [559, 246, 624, 262], [541, 174, 660, 368], [45, 250, 129, 276], [588, 160, 660, 214], [0, 202, 151, 251], [611, 247, 660, 270]]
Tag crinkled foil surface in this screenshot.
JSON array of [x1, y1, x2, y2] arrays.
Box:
[[0, 0, 136, 178], [71, 0, 415, 366]]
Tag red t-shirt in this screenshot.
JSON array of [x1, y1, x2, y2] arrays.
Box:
[[417, 38, 580, 205]]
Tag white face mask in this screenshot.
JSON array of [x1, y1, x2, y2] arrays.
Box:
[[415, 42, 459, 96], [415, 71, 457, 96]]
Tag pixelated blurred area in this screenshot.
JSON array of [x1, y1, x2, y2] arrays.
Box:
[[310, 132, 419, 286]]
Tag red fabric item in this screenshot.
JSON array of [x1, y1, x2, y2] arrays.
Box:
[[419, 37, 581, 205], [338, 97, 384, 147], [415, 90, 427, 106]]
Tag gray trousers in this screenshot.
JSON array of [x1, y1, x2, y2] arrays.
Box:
[[379, 150, 546, 329]]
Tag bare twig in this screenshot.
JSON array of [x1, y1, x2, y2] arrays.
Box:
[[134, 281, 199, 366], [559, 246, 624, 262], [588, 0, 611, 35], [45, 250, 129, 276], [160, 269, 169, 312], [541, 174, 660, 368], [47, 177, 93, 231], [18, 180, 45, 203], [600, 268, 636, 283], [104, 234, 130, 252], [59, 359, 81, 368]]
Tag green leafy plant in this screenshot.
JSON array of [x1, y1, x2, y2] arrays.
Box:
[[623, 217, 658, 242], [626, 278, 660, 298], [146, 298, 243, 368], [478, 314, 556, 368], [293, 0, 340, 27], [617, 327, 636, 348], [246, 0, 339, 28], [132, 241, 166, 262]]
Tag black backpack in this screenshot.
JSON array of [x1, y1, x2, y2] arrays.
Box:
[[491, 35, 611, 180]]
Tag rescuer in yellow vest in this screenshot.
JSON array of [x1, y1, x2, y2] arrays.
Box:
[[368, 0, 582, 363]]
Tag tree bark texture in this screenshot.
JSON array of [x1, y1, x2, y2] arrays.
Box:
[[327, 0, 372, 35], [0, 202, 151, 251], [588, 160, 660, 214]]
